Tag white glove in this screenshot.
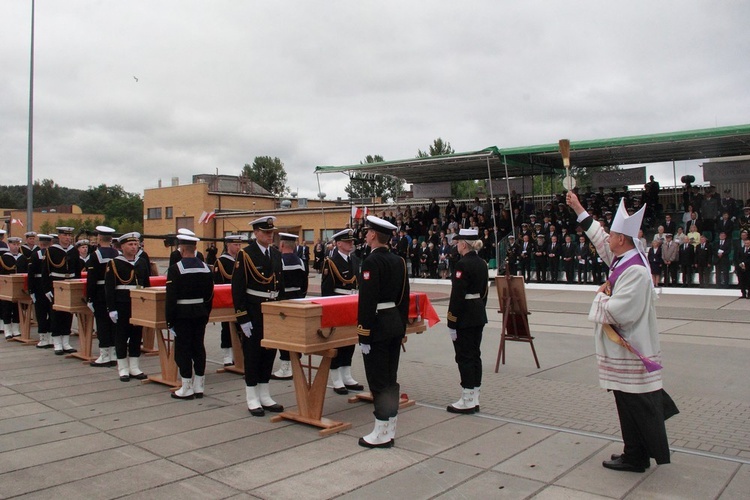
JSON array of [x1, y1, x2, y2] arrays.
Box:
[[240, 322, 253, 338], [30, 293, 36, 304], [449, 329, 457, 341], [87, 302, 95, 313], [45, 291, 54, 303], [169, 328, 176, 339], [360, 343, 371, 355], [109, 311, 118, 323]]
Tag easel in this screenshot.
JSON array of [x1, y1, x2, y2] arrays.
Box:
[[495, 269, 540, 371]]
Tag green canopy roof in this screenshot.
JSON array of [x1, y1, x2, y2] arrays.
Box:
[[314, 124, 750, 184]]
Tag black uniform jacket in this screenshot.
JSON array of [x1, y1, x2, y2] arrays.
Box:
[[447, 251, 488, 330], [104, 255, 151, 311], [86, 246, 119, 303], [27, 248, 46, 296], [166, 257, 214, 325], [42, 244, 81, 295], [280, 253, 308, 300], [213, 253, 235, 285], [321, 251, 358, 296], [0, 252, 27, 275], [231, 242, 283, 325], [356, 247, 409, 344]]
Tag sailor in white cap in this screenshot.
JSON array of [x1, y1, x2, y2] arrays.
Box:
[[105, 232, 151, 381], [87, 226, 119, 367], [28, 234, 53, 347], [169, 228, 205, 267], [231, 216, 284, 416], [21, 231, 38, 259], [166, 232, 215, 400], [445, 228, 488, 414], [41, 227, 81, 355], [321, 228, 363, 394], [567, 191, 678, 473], [356, 215, 409, 448], [271, 232, 309, 380], [1, 237, 27, 338], [212, 234, 246, 367]]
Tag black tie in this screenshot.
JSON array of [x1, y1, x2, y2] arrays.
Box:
[[265, 249, 270, 259]]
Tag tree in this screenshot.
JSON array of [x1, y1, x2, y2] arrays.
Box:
[[345, 155, 405, 203], [417, 137, 454, 158], [416, 138, 479, 198], [241, 156, 288, 197]]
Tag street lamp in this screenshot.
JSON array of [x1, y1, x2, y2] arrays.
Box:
[[26, 0, 36, 230]]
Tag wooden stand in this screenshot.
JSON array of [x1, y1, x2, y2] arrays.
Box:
[[495, 272, 540, 371], [0, 274, 37, 345], [347, 336, 415, 409], [215, 322, 245, 375], [141, 327, 159, 356], [52, 280, 96, 362], [130, 287, 238, 389]]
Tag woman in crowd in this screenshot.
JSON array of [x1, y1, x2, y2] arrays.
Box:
[[438, 237, 452, 279], [648, 239, 663, 287], [687, 224, 701, 247], [313, 240, 325, 274]]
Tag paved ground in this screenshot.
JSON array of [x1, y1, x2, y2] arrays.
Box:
[[1, 274, 749, 499]]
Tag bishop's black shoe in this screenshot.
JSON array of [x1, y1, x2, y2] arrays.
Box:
[[602, 456, 646, 473], [610, 454, 650, 469]]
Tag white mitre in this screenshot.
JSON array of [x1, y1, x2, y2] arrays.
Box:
[[610, 198, 646, 238]]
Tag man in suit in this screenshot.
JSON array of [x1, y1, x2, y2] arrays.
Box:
[[546, 235, 561, 283], [694, 235, 713, 287], [231, 216, 284, 416], [518, 234, 533, 281], [662, 214, 677, 236], [716, 212, 734, 241], [576, 235, 590, 283], [505, 235, 518, 276], [714, 232, 731, 287], [533, 234, 547, 283], [562, 234, 576, 283], [679, 238, 695, 287], [296, 240, 311, 274], [661, 234, 679, 287]]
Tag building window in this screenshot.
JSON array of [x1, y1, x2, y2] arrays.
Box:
[[147, 207, 162, 219], [165, 207, 173, 219], [303, 229, 314, 243]]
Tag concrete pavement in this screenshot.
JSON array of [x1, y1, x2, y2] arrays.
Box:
[[1, 275, 748, 499]]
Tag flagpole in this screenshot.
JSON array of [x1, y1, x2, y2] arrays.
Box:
[[26, 0, 35, 231]]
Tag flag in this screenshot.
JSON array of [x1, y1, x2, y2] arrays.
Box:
[[197, 211, 208, 224], [11, 218, 24, 227], [351, 206, 363, 219], [204, 211, 216, 223]]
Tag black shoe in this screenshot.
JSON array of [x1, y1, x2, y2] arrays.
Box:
[[248, 406, 265, 417], [130, 373, 148, 380], [610, 454, 650, 468], [358, 437, 394, 449], [602, 456, 646, 473], [344, 383, 364, 391], [223, 361, 235, 367], [171, 392, 194, 400], [89, 360, 110, 367], [446, 404, 477, 414], [62, 347, 77, 354], [261, 403, 284, 412], [37, 343, 53, 349], [108, 360, 118, 367], [119, 374, 131, 382], [333, 386, 349, 395], [54, 350, 64, 356], [194, 393, 203, 399], [270, 373, 292, 380]]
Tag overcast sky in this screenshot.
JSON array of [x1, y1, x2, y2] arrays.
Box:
[[2, 1, 749, 201]]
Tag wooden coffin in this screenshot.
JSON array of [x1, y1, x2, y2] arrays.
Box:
[[130, 285, 237, 329], [52, 280, 89, 313], [0, 274, 28, 302]]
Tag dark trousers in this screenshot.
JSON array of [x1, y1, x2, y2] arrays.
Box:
[[240, 303, 276, 386], [331, 344, 355, 369], [363, 335, 403, 420], [698, 266, 711, 286], [50, 309, 73, 337], [613, 389, 678, 465], [716, 262, 730, 287], [535, 260, 546, 282], [680, 265, 693, 286], [564, 261, 575, 283], [577, 262, 588, 283], [279, 350, 290, 361], [519, 259, 531, 281], [33, 293, 51, 333], [220, 321, 232, 349], [93, 299, 114, 348], [664, 263, 679, 286], [114, 304, 142, 359], [173, 318, 207, 378], [453, 325, 483, 389], [1, 300, 19, 324], [738, 270, 750, 297]]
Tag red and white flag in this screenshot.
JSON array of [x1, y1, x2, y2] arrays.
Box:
[[197, 211, 209, 224], [204, 211, 216, 223], [11, 218, 24, 227], [351, 206, 363, 219]]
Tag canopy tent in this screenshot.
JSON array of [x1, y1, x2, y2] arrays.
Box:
[[314, 123, 750, 184]]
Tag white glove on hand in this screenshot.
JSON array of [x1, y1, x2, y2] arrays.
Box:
[[30, 293, 36, 304], [240, 322, 253, 338], [449, 329, 457, 342], [45, 291, 54, 303], [360, 343, 371, 355], [87, 302, 95, 313], [169, 328, 176, 339], [109, 311, 118, 323]]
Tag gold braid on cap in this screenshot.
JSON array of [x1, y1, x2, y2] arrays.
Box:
[[241, 250, 276, 286], [324, 257, 357, 286]]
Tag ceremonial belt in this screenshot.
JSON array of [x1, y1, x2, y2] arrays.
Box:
[[334, 288, 357, 295], [376, 302, 396, 310], [49, 272, 73, 279], [115, 285, 137, 290], [96, 280, 105, 285], [246, 289, 279, 299], [176, 298, 203, 305], [465, 293, 481, 299], [284, 287, 301, 292]]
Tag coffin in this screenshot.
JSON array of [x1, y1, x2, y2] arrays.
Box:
[[0, 274, 28, 302], [130, 284, 236, 329], [261, 292, 439, 354], [52, 280, 90, 313]]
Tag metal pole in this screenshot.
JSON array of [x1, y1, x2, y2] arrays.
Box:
[[672, 160, 678, 213], [485, 157, 499, 265], [26, 0, 35, 230]]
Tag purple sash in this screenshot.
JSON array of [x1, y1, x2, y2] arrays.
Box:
[[607, 253, 645, 289]]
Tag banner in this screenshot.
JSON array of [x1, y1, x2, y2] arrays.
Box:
[[703, 160, 750, 182], [591, 167, 647, 188], [412, 181, 452, 199]]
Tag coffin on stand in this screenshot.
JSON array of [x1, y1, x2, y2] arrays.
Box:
[[0, 274, 35, 345], [52, 280, 95, 361]]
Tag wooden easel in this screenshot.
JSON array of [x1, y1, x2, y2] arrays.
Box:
[[495, 270, 540, 371]]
